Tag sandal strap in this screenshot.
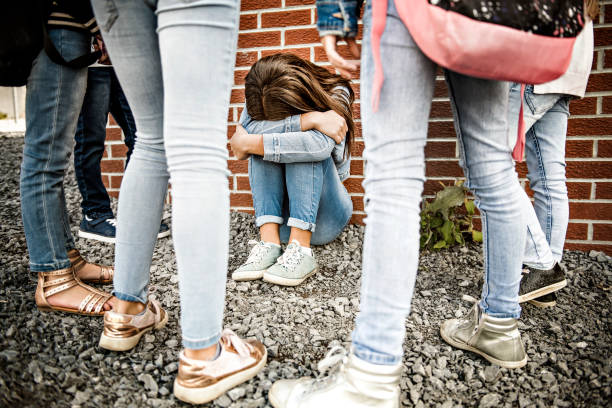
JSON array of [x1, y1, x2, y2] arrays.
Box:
[[44, 280, 78, 297], [92, 294, 110, 314], [100, 265, 114, 281], [78, 293, 95, 312], [71, 256, 87, 272], [40, 267, 73, 277], [42, 275, 74, 287]]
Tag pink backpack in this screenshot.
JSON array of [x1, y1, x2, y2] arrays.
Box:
[[371, 0, 585, 160]]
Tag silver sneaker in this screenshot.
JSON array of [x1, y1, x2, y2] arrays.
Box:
[[232, 240, 282, 281], [269, 347, 401, 408], [440, 295, 527, 368], [263, 241, 318, 286]]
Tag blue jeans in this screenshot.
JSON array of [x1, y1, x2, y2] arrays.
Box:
[[351, 1, 525, 365], [249, 155, 352, 245], [21, 28, 90, 272], [508, 84, 570, 268], [74, 67, 136, 220], [91, 0, 239, 349]]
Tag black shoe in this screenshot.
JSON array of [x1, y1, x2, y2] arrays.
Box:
[[519, 263, 567, 303], [528, 292, 557, 308]]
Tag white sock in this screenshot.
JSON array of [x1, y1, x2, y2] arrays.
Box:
[[264, 241, 281, 248], [300, 246, 312, 256]]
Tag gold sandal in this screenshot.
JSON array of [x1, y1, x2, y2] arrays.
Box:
[[68, 249, 114, 284], [35, 267, 112, 316]]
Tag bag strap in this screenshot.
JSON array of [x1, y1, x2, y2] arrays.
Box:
[[371, 0, 388, 112], [42, 20, 101, 68]]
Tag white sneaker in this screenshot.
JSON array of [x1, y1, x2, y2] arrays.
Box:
[[269, 347, 401, 408]]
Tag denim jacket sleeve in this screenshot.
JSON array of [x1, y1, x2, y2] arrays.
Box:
[[316, 0, 363, 38], [239, 104, 343, 164]]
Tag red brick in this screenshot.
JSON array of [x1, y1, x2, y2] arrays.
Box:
[[351, 102, 361, 120], [569, 202, 612, 220], [343, 177, 364, 193], [566, 161, 612, 179], [566, 222, 588, 240], [110, 144, 128, 158], [427, 121, 456, 139], [228, 177, 234, 190], [230, 192, 253, 207], [228, 159, 248, 173], [516, 162, 528, 178], [228, 107, 235, 122], [108, 191, 119, 199], [262, 9, 311, 28], [351, 195, 364, 212], [238, 31, 280, 48], [285, 28, 319, 45], [434, 79, 448, 98], [350, 159, 364, 175], [430, 101, 453, 118], [261, 47, 311, 60], [585, 73, 612, 93], [565, 140, 593, 158], [605, 5, 612, 23], [234, 69, 249, 86], [108, 115, 117, 126], [425, 141, 455, 158], [105, 127, 122, 141], [227, 125, 236, 139], [569, 97, 597, 115], [598, 140, 612, 158], [596, 182, 612, 199], [314, 45, 360, 62], [425, 160, 463, 177], [567, 182, 592, 200], [605, 49, 612, 69], [350, 141, 364, 156], [100, 159, 124, 173], [241, 0, 281, 11], [110, 175, 123, 189], [235, 51, 258, 67], [102, 175, 110, 189], [593, 223, 612, 241], [423, 179, 455, 196], [351, 214, 366, 225], [594, 26, 612, 47], [286, 0, 315, 5], [102, 148, 108, 159], [564, 243, 612, 255], [239, 14, 258, 30], [567, 117, 612, 136], [231, 89, 245, 104], [236, 176, 251, 190]]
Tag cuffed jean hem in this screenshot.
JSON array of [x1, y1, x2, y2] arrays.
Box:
[[523, 260, 555, 270], [113, 291, 147, 305], [352, 345, 402, 366], [255, 215, 284, 227], [479, 302, 521, 319], [287, 217, 316, 232], [182, 332, 221, 350], [30, 259, 72, 273]]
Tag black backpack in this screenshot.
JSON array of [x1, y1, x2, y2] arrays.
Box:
[[0, 0, 100, 87]]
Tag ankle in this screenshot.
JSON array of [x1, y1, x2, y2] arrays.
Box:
[[184, 343, 219, 361], [116, 299, 146, 315]]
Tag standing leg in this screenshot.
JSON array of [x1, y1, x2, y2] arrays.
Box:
[[108, 69, 137, 164]]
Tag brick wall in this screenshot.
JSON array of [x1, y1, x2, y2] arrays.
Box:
[[101, 0, 612, 254]]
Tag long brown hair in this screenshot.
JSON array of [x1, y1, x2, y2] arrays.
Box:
[[245, 53, 355, 157], [585, 0, 600, 20]]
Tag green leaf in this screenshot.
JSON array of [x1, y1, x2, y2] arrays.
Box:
[[433, 240, 447, 249], [430, 215, 444, 228], [441, 220, 454, 243], [455, 232, 464, 245], [465, 199, 476, 215], [472, 230, 483, 242], [428, 186, 466, 220]]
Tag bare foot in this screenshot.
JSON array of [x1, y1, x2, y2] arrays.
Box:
[[42, 276, 116, 312]]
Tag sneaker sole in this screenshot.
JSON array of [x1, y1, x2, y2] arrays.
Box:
[[262, 267, 318, 287], [99, 312, 168, 351], [518, 279, 567, 303], [78, 230, 116, 244], [231, 269, 266, 281], [440, 322, 527, 369], [173, 348, 267, 405], [528, 298, 557, 308]]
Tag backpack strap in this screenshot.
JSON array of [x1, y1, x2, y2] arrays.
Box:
[[512, 83, 526, 162], [371, 0, 388, 112]]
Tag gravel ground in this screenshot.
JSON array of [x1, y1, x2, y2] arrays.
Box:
[[1, 134, 611, 408]]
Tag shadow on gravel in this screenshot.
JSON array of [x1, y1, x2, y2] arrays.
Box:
[[1, 134, 611, 407]]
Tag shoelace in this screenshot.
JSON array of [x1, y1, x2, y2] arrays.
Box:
[[105, 218, 117, 227], [275, 242, 303, 272], [302, 346, 349, 394], [245, 240, 271, 264], [460, 294, 482, 334], [220, 329, 254, 357]]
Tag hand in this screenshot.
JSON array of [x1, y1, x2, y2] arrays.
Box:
[[302, 110, 347, 144], [230, 125, 253, 160], [94, 36, 111, 65], [321, 35, 360, 79]]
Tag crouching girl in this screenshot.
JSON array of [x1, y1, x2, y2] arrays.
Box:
[[229, 53, 354, 286]]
